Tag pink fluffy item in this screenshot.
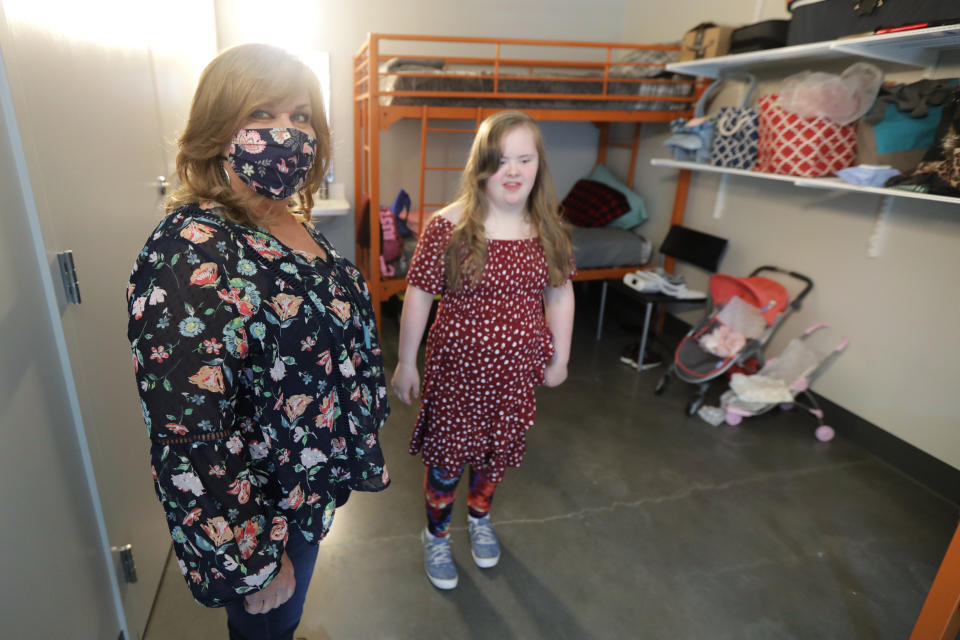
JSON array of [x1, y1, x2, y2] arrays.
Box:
[[698, 324, 746, 358], [777, 62, 883, 125]]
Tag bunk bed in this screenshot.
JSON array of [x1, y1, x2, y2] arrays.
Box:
[[353, 33, 704, 325]]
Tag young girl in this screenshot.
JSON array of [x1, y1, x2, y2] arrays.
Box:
[[391, 110, 575, 589]]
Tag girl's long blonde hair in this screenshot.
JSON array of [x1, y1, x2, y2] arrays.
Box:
[[445, 111, 572, 291], [166, 43, 330, 225]]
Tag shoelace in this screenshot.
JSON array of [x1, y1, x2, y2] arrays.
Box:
[[470, 521, 497, 546], [426, 538, 453, 567]]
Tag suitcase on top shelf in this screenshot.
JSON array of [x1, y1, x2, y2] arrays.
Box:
[[729, 19, 790, 54], [787, 0, 960, 46]]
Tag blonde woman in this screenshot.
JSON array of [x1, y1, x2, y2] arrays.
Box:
[[127, 43, 389, 639], [392, 110, 575, 589]]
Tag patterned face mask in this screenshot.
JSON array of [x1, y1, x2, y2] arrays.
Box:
[[226, 127, 316, 200]]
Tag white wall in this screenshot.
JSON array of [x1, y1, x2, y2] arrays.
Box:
[[625, 0, 960, 471], [212, 1, 960, 471]]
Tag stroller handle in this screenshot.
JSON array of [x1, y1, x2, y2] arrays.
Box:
[[749, 266, 814, 309]]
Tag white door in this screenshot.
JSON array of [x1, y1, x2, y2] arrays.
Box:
[[0, 2, 216, 637], [0, 42, 120, 640]]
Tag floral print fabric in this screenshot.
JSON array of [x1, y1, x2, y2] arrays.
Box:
[[127, 202, 389, 607]]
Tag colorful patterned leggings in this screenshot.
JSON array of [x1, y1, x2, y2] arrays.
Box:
[[424, 464, 500, 537]]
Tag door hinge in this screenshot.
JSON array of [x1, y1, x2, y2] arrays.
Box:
[[56, 250, 81, 304], [111, 543, 138, 583]]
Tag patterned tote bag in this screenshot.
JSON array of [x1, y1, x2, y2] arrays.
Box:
[[756, 93, 857, 177], [709, 72, 759, 169], [664, 76, 725, 164]]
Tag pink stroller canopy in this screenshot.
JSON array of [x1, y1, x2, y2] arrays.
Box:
[[709, 274, 788, 326]]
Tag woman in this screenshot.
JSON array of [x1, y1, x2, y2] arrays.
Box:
[[126, 43, 389, 639]]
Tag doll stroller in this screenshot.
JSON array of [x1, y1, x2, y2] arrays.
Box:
[[654, 266, 813, 416], [719, 323, 849, 441]]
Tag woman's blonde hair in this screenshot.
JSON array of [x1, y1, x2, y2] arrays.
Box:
[[166, 43, 330, 225], [445, 110, 572, 290]]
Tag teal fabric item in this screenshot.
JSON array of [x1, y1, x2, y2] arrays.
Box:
[[874, 102, 943, 155], [588, 164, 648, 229]]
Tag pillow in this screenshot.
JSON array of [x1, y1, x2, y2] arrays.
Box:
[[561, 179, 630, 228], [588, 164, 648, 229]]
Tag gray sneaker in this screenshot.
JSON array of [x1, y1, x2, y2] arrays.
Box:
[[422, 528, 458, 589], [467, 515, 501, 568]]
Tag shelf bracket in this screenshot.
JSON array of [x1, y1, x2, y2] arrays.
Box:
[[866, 195, 894, 259], [712, 174, 729, 219]]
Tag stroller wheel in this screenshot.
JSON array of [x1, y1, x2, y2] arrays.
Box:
[[654, 374, 670, 395], [686, 397, 704, 417], [815, 425, 835, 442]]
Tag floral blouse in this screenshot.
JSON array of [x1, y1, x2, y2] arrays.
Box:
[[126, 202, 389, 607]]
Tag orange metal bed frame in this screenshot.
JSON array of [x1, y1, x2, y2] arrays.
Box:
[[912, 518, 960, 639], [353, 33, 701, 325]]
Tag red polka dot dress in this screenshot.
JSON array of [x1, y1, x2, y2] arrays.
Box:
[[406, 215, 569, 482]]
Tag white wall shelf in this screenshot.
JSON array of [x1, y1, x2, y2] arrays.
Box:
[[310, 198, 351, 220], [650, 159, 960, 206], [666, 24, 960, 78], [310, 182, 351, 221]]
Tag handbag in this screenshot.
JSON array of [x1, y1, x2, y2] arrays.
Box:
[[379, 206, 401, 262], [709, 72, 759, 169], [664, 76, 723, 163], [886, 90, 960, 197], [755, 93, 857, 177], [858, 80, 956, 174]]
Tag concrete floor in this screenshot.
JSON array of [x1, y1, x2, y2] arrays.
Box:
[[144, 288, 958, 640]]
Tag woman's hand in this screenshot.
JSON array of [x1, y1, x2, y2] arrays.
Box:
[[392, 362, 421, 404], [243, 551, 295, 615], [542, 358, 568, 387]]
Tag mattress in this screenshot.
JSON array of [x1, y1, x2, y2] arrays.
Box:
[[571, 226, 651, 269], [378, 54, 693, 112]]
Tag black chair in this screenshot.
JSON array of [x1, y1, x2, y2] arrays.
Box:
[[603, 225, 728, 373]]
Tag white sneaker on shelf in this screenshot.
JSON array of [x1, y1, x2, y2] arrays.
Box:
[[624, 268, 704, 299], [671, 287, 706, 300], [623, 270, 661, 293]]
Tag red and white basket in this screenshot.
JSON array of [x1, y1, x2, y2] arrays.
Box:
[[756, 94, 856, 177]]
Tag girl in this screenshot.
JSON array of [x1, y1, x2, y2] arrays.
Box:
[[391, 110, 575, 589]]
